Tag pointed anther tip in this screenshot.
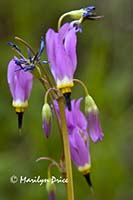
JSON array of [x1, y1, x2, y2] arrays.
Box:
[[84, 173, 93, 189], [87, 15, 104, 20], [16, 112, 24, 130], [63, 92, 71, 111]]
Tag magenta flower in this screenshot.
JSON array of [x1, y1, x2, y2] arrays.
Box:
[[7, 59, 33, 129], [46, 23, 77, 110], [65, 99, 91, 172], [66, 99, 93, 187]]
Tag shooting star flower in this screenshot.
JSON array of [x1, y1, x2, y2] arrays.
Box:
[[7, 59, 33, 130]]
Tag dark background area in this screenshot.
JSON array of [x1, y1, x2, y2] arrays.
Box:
[[0, 0, 133, 199]]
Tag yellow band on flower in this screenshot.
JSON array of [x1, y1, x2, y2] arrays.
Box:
[[60, 87, 72, 94], [15, 107, 25, 113], [78, 163, 91, 175], [12, 100, 28, 112], [57, 83, 74, 94]]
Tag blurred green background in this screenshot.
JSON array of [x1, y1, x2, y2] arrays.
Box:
[[0, 0, 133, 199]]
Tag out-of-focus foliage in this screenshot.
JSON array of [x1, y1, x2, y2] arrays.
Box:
[[0, 0, 133, 199]]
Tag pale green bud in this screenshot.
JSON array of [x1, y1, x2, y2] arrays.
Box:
[[46, 178, 56, 192], [42, 103, 52, 122], [42, 103, 52, 138], [85, 95, 98, 114], [46, 178, 56, 200]]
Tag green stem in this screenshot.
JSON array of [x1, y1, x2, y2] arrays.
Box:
[[58, 12, 70, 30], [15, 36, 55, 90], [15, 36, 35, 55], [57, 96, 74, 200], [73, 78, 89, 95], [44, 88, 60, 104]]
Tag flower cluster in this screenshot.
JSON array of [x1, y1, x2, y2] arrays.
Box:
[[43, 96, 103, 187], [7, 5, 104, 199]]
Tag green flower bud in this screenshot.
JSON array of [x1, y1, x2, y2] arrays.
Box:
[[46, 178, 56, 200], [85, 95, 98, 114], [42, 103, 52, 138]]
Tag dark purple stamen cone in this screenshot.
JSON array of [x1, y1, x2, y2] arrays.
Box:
[[84, 173, 93, 188], [16, 112, 23, 131], [64, 92, 71, 111]]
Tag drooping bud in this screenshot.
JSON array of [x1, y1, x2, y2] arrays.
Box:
[[46, 178, 56, 200], [85, 95, 104, 142], [42, 103, 52, 138]]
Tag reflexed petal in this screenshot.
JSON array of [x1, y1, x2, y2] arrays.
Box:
[[69, 131, 81, 166], [46, 22, 78, 85], [87, 110, 104, 142], [54, 33, 73, 79], [46, 29, 57, 79], [72, 98, 87, 130], [7, 59, 33, 102], [69, 127, 90, 167], [58, 23, 70, 40], [64, 27, 77, 70], [7, 59, 17, 99]]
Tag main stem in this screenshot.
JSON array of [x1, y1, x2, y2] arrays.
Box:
[[58, 96, 74, 200]]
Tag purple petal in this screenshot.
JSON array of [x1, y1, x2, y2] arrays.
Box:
[[87, 110, 104, 142], [64, 27, 77, 71], [42, 119, 51, 138], [58, 23, 70, 40], [46, 29, 57, 79], [49, 191, 55, 200], [46, 23, 77, 83], [54, 32, 73, 79], [72, 98, 87, 130], [7, 59, 33, 102], [69, 127, 90, 167]]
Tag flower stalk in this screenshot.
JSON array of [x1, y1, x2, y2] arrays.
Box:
[[73, 78, 89, 96], [57, 96, 74, 200]]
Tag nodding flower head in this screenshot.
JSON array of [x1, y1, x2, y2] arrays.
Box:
[[85, 95, 104, 143], [46, 23, 77, 92], [46, 23, 78, 110], [66, 99, 91, 173], [7, 59, 33, 129], [54, 98, 91, 174]]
